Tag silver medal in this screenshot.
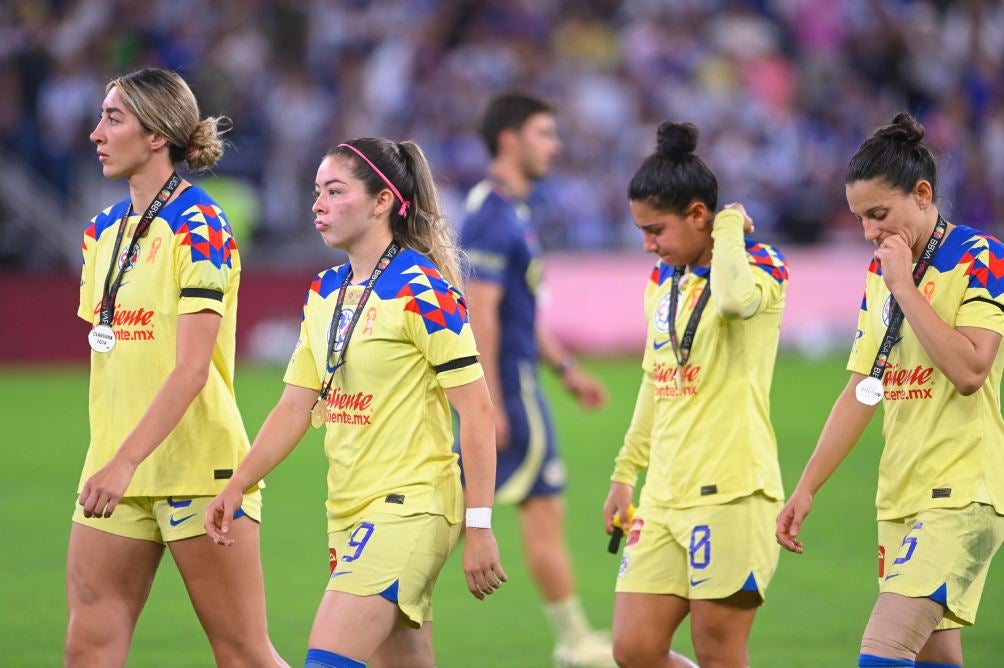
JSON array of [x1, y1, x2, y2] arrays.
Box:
[[88, 325, 116, 353], [855, 376, 883, 406]]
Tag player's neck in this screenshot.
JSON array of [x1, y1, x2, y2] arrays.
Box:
[[127, 159, 177, 213], [687, 243, 714, 273], [347, 229, 395, 280], [488, 160, 532, 201], [910, 207, 942, 260]]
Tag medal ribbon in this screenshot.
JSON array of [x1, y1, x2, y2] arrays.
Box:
[[317, 241, 400, 402], [98, 172, 182, 326], [866, 215, 948, 381], [667, 266, 713, 371]]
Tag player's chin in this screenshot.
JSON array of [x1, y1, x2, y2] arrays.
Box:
[[317, 230, 343, 249]]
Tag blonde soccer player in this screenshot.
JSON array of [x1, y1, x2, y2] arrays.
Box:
[[204, 138, 505, 668], [777, 112, 1004, 668], [71, 68, 283, 667], [603, 121, 789, 668]]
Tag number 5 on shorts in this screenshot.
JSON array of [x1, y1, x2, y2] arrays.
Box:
[[342, 522, 375, 562]]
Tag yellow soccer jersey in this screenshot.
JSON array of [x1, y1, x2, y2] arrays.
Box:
[[284, 248, 483, 532], [848, 224, 1004, 520], [613, 229, 788, 509], [77, 185, 251, 496]]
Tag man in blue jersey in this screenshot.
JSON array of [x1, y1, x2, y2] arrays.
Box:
[[461, 93, 612, 667]]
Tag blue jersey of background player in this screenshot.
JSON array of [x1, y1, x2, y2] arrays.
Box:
[[460, 93, 617, 667]]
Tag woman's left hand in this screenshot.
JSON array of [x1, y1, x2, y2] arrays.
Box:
[[78, 455, 137, 518], [463, 528, 507, 600], [723, 202, 755, 234]]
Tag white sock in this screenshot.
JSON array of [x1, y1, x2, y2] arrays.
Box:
[[543, 596, 593, 647]]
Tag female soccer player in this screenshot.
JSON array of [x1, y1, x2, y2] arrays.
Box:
[[777, 113, 1004, 668], [204, 138, 505, 668], [603, 121, 789, 668], [71, 68, 283, 666]]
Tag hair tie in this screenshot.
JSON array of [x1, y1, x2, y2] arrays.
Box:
[[338, 143, 411, 217]]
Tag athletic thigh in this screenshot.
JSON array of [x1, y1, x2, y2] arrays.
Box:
[[309, 591, 400, 662], [612, 592, 690, 666], [169, 515, 271, 645], [689, 592, 760, 666], [66, 522, 164, 662], [370, 619, 435, 668]]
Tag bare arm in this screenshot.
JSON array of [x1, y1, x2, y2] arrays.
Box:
[[205, 383, 316, 543], [893, 288, 1000, 395], [776, 372, 878, 553], [79, 311, 223, 518], [446, 378, 507, 600]]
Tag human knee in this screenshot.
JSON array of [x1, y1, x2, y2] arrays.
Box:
[[612, 634, 669, 668], [65, 615, 126, 667]]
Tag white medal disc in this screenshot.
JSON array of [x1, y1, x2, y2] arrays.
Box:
[[88, 325, 116, 353], [855, 376, 884, 406], [674, 368, 684, 391]]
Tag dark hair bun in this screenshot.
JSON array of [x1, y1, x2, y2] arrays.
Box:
[[875, 112, 925, 146], [655, 121, 699, 160]]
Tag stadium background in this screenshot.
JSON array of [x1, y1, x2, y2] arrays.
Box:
[[1, 0, 1003, 665]]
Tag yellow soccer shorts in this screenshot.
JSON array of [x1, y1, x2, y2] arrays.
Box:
[[878, 502, 1004, 627], [327, 512, 462, 627], [72, 490, 262, 544], [615, 492, 781, 602]]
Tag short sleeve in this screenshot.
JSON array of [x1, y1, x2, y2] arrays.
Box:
[[461, 210, 514, 284], [173, 204, 236, 316], [404, 280, 483, 388], [956, 243, 1004, 336], [847, 262, 881, 375], [283, 298, 322, 392], [78, 218, 98, 323]]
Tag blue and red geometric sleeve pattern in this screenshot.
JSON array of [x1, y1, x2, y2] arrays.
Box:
[[82, 200, 130, 251], [649, 261, 674, 286], [859, 258, 884, 312], [745, 240, 788, 284], [961, 234, 1004, 300], [170, 202, 237, 270], [303, 265, 349, 320], [376, 249, 470, 335]]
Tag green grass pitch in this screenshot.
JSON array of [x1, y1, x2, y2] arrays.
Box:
[[2, 356, 1002, 666]]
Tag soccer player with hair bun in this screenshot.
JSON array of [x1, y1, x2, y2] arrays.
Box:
[[71, 68, 284, 667], [604, 120, 789, 668], [778, 112, 1004, 668], [205, 137, 505, 668]]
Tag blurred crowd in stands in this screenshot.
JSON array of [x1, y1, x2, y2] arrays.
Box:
[[2, 0, 1004, 267]]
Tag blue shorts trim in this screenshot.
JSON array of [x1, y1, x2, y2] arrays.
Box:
[[380, 580, 400, 603], [858, 654, 914, 666], [305, 648, 365, 667]]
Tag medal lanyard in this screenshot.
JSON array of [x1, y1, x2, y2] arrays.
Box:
[[316, 240, 400, 401], [866, 215, 948, 381], [98, 173, 182, 326], [667, 266, 713, 370]]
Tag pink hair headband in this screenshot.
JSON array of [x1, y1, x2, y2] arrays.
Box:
[[338, 143, 411, 217]]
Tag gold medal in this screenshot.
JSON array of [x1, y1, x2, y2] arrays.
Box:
[[310, 398, 329, 429], [674, 367, 684, 391]]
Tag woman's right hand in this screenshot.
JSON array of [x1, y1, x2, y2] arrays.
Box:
[[204, 484, 243, 546], [603, 482, 634, 534], [776, 489, 813, 554]]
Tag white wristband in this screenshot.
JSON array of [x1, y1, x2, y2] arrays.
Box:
[[465, 507, 492, 529]]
